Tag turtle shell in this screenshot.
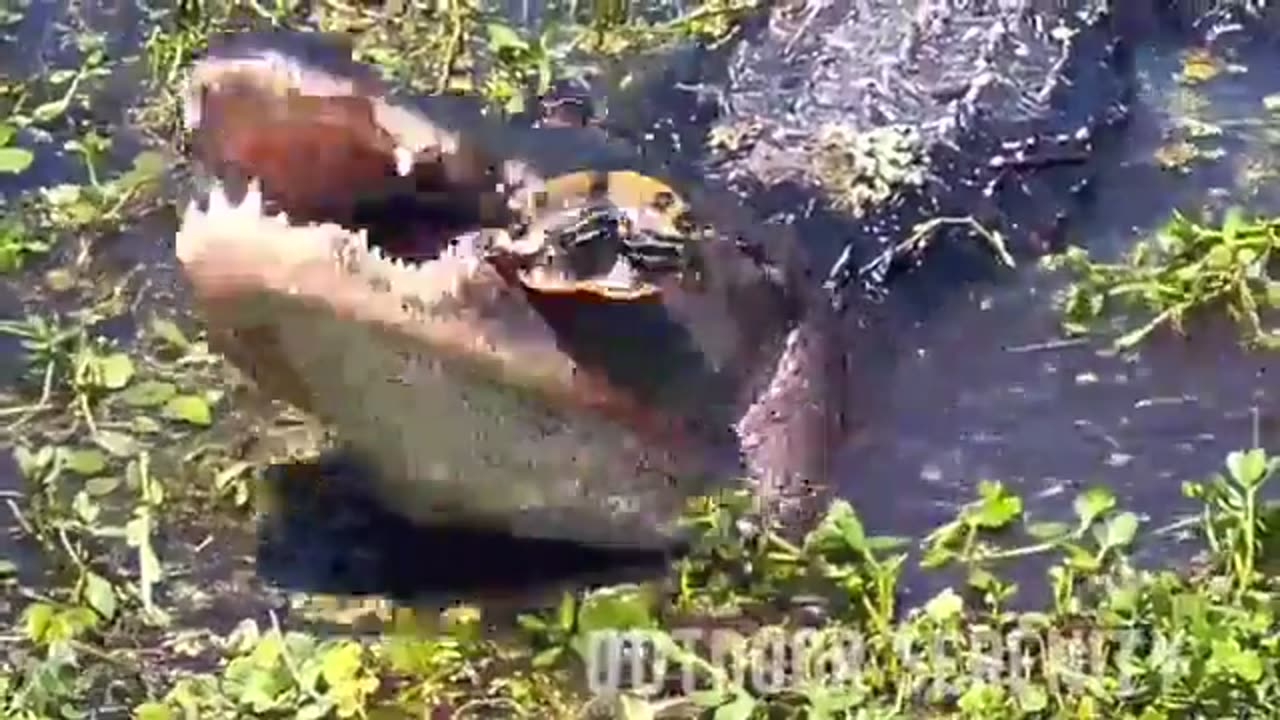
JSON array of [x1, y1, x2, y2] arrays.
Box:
[[496, 170, 707, 300]]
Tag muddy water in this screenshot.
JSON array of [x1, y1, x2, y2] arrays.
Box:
[[1, 8, 1278, 613], [835, 34, 1280, 604]]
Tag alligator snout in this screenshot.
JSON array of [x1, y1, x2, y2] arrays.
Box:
[[182, 34, 520, 262]]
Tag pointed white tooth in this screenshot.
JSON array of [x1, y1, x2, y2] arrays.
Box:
[[180, 82, 203, 129], [207, 183, 232, 216], [182, 199, 203, 227], [273, 211, 290, 225], [604, 260, 638, 285], [241, 179, 264, 215], [394, 147, 414, 177]]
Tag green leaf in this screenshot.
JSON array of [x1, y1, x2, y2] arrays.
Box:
[[1226, 448, 1269, 488], [531, 646, 563, 668], [0, 146, 34, 174], [131, 696, 174, 712], [119, 150, 165, 189], [149, 317, 190, 350], [97, 353, 136, 390], [577, 584, 655, 633], [972, 480, 1022, 528], [73, 490, 100, 523], [84, 572, 117, 621], [805, 499, 868, 555], [556, 591, 577, 630], [85, 476, 122, 496], [319, 641, 364, 685], [63, 447, 108, 475], [924, 587, 964, 622], [967, 567, 1004, 592], [120, 380, 177, 407], [95, 429, 140, 457], [1103, 512, 1139, 549], [23, 602, 56, 641], [1209, 639, 1264, 682], [1231, 649, 1263, 682], [162, 395, 212, 426], [713, 692, 757, 720], [132, 415, 163, 434], [32, 98, 69, 122], [1073, 486, 1116, 528], [486, 22, 528, 51], [1063, 543, 1102, 573]]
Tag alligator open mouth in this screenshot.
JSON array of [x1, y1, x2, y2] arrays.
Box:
[[175, 31, 840, 548]]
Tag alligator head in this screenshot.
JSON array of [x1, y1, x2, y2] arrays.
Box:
[[174, 30, 845, 550]]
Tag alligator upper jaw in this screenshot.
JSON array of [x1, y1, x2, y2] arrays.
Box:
[[180, 33, 532, 261]]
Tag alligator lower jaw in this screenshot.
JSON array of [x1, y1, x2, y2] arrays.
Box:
[[175, 179, 713, 549]]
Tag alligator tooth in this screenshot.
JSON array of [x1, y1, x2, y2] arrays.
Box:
[[604, 260, 638, 286], [241, 179, 264, 216], [181, 81, 202, 128], [183, 198, 202, 227], [207, 182, 232, 217], [394, 147, 414, 177]]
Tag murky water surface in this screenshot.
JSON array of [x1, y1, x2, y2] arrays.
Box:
[[835, 34, 1280, 602], [2, 9, 1279, 613]]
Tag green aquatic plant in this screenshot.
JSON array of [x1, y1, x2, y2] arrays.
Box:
[[1044, 206, 1280, 351]]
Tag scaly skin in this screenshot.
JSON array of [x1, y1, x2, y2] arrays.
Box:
[[175, 30, 847, 546]]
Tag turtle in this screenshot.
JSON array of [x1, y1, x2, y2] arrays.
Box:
[[485, 169, 709, 300], [174, 29, 848, 552]]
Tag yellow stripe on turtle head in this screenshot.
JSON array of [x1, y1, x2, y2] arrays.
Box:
[[531, 171, 694, 232], [507, 170, 705, 301]]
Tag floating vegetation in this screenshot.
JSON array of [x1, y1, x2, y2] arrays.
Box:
[[811, 124, 927, 218], [1044, 207, 1280, 350]]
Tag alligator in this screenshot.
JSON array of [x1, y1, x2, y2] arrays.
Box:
[[173, 30, 847, 552]]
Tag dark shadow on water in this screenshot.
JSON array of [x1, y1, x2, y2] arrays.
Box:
[[254, 453, 686, 607]]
